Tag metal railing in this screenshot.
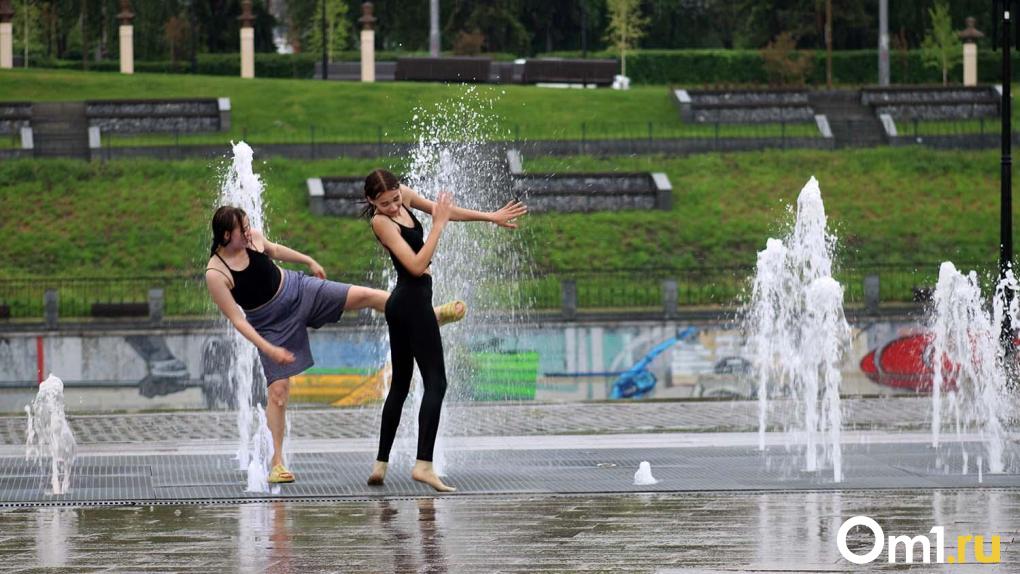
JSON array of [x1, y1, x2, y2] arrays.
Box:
[[0, 263, 994, 323], [99, 120, 821, 150]]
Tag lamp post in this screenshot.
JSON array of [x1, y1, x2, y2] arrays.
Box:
[[320, 0, 327, 80], [993, 1, 1017, 357]]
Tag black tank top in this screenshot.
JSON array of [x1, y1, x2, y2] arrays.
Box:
[[383, 206, 430, 283], [215, 248, 282, 310]]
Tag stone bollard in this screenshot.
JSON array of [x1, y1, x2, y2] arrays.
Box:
[[359, 2, 377, 82], [561, 279, 577, 321], [0, 0, 12, 69], [662, 279, 678, 319], [239, 0, 255, 79], [118, 0, 135, 74], [148, 288, 164, 323], [44, 289, 58, 328], [863, 275, 880, 314]]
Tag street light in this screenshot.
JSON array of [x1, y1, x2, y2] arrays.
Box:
[[993, 0, 1017, 356], [321, 0, 327, 80]]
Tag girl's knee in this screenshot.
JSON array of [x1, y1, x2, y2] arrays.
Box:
[[268, 379, 290, 406]]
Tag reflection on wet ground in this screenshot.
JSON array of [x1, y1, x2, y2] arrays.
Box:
[[1, 489, 1017, 573]]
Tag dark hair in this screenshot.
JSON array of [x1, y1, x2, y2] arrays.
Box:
[[210, 206, 247, 255], [362, 169, 401, 219]]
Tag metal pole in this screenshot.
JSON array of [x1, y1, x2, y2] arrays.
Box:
[[825, 0, 832, 88], [1001, 3, 1015, 353], [321, 0, 327, 79], [581, 1, 588, 58], [878, 0, 889, 85], [429, 0, 439, 57]]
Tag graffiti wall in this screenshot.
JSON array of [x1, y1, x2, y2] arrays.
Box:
[[0, 318, 931, 412]]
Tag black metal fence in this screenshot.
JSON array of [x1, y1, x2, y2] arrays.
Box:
[[0, 263, 995, 322]]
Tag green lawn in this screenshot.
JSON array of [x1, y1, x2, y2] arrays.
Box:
[[0, 147, 1012, 315], [1, 146, 1009, 272], [0, 68, 816, 146]]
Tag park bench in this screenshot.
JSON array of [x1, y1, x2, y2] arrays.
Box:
[[394, 57, 492, 83]]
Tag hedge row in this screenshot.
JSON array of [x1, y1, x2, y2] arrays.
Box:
[[22, 49, 1018, 85], [626, 49, 1018, 85], [23, 51, 520, 79]]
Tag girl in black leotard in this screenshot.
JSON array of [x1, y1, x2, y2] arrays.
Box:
[[363, 169, 527, 492]]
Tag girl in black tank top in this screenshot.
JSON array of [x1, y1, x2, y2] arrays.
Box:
[[205, 205, 400, 487], [213, 248, 282, 310], [362, 169, 528, 493]]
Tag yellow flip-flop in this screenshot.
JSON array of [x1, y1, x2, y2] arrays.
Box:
[[268, 464, 295, 484], [437, 300, 467, 326]]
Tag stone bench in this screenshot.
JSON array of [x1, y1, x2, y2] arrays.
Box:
[[394, 57, 492, 83], [509, 171, 672, 213], [673, 88, 814, 123], [307, 152, 672, 216], [85, 98, 231, 133], [307, 177, 366, 217], [0, 102, 32, 135], [861, 86, 999, 120]]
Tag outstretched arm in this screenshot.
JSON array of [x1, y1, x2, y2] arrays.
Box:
[[205, 270, 295, 365], [403, 184, 527, 228], [251, 229, 326, 279]]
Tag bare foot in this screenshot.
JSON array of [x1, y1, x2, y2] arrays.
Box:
[[367, 461, 387, 486], [412, 460, 456, 492]]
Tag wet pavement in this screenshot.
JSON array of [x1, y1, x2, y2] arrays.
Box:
[[1, 490, 1018, 573], [1, 398, 1018, 571], [0, 396, 938, 446]]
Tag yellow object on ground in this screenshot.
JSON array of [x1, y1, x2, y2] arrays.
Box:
[[290, 369, 386, 406]]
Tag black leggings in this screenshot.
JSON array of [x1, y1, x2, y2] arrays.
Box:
[[376, 275, 447, 463]]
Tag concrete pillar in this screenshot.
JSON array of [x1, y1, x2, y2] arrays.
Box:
[[662, 279, 678, 319], [148, 288, 164, 323], [959, 18, 984, 87], [119, 26, 134, 74], [118, 1, 134, 74], [0, 1, 13, 70], [864, 275, 880, 314], [239, 0, 255, 79], [359, 3, 377, 83], [44, 290, 58, 328], [561, 279, 577, 320], [963, 43, 977, 86]]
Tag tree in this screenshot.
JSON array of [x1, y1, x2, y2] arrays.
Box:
[[603, 0, 647, 77], [921, 0, 961, 86], [761, 31, 813, 86], [306, 0, 347, 61]]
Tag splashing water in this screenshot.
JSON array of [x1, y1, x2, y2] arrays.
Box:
[[244, 405, 275, 492], [744, 177, 849, 482], [927, 262, 1018, 474], [379, 87, 534, 474], [217, 141, 275, 491], [25, 374, 77, 494]]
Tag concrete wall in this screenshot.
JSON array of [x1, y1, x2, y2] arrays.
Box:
[[0, 316, 928, 412]]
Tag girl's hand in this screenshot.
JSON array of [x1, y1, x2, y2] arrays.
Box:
[[266, 345, 295, 365], [433, 192, 454, 226], [308, 259, 326, 279], [491, 200, 528, 229]]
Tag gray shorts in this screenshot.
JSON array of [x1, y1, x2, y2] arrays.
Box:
[[244, 269, 351, 383]]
